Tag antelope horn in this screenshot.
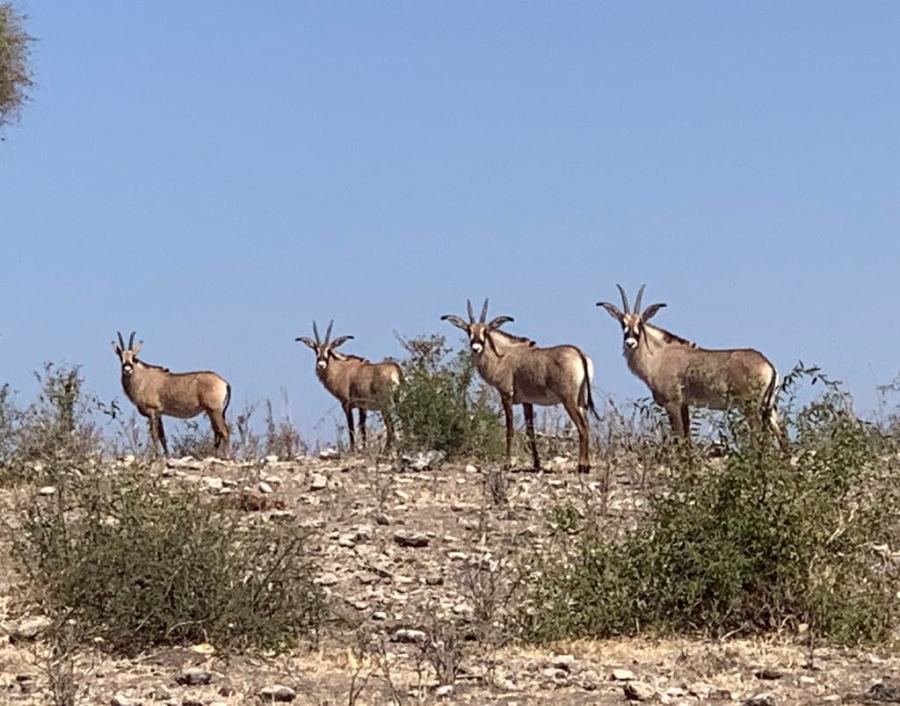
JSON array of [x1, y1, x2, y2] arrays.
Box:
[[480, 298, 489, 323], [466, 299, 475, 323], [117, 331, 125, 349], [325, 319, 334, 345], [312, 321, 320, 344], [616, 284, 631, 314], [634, 284, 646, 316], [128, 331, 136, 349]]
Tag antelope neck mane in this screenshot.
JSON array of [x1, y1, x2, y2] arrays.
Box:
[[136, 359, 171, 372], [491, 329, 536, 348], [644, 324, 696, 348]]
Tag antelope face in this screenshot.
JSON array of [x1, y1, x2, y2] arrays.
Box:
[[112, 332, 143, 377], [467, 323, 488, 355], [622, 314, 641, 350], [296, 325, 353, 373], [598, 285, 667, 354]]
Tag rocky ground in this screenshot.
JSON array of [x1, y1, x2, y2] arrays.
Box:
[[2, 450, 900, 705]]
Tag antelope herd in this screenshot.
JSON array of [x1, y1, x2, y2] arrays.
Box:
[[112, 285, 785, 470]]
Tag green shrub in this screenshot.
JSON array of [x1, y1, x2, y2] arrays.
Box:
[[14, 465, 324, 654], [517, 370, 900, 646], [395, 334, 504, 459], [1, 364, 108, 483]]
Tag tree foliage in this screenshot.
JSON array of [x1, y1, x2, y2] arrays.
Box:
[[0, 2, 33, 131]]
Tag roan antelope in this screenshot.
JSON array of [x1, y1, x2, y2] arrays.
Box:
[[597, 285, 785, 444], [442, 299, 598, 473], [111, 331, 232, 457], [295, 321, 402, 452]]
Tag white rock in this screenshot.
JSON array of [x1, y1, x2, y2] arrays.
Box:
[[38, 486, 57, 496], [13, 616, 52, 640], [264, 454, 279, 464], [310, 473, 328, 490], [611, 668, 636, 681], [553, 654, 576, 670], [259, 685, 296, 702], [391, 628, 427, 643], [201, 476, 223, 491], [110, 694, 141, 706], [318, 447, 340, 460], [435, 685, 454, 698], [624, 681, 656, 701], [258, 481, 274, 494]]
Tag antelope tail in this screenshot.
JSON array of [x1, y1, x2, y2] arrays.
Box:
[[578, 351, 600, 420], [224, 382, 232, 416], [761, 366, 778, 420]]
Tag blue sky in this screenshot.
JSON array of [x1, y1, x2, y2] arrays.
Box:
[[2, 2, 899, 440]]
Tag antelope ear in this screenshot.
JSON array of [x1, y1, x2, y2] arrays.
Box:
[[487, 315, 514, 330], [641, 303, 667, 321], [596, 302, 623, 321], [131, 341, 143, 356], [295, 337, 317, 350], [441, 314, 469, 331], [111, 342, 122, 356], [330, 335, 354, 349]]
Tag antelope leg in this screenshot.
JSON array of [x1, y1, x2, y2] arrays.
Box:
[[523, 403, 541, 470]]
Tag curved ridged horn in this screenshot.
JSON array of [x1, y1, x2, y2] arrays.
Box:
[[480, 298, 489, 323], [325, 320, 334, 345], [313, 321, 321, 345], [117, 331, 125, 349], [128, 331, 136, 349], [634, 284, 646, 316], [466, 299, 475, 323], [616, 284, 630, 314]]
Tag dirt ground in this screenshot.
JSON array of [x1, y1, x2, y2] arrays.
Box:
[[2, 452, 899, 705]]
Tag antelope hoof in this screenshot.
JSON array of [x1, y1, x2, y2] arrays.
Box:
[[576, 463, 590, 474]]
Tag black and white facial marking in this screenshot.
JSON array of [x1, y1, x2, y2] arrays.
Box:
[[622, 314, 642, 350], [468, 324, 488, 354], [316, 346, 330, 370]]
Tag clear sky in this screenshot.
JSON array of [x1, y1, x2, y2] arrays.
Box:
[[2, 2, 899, 441]]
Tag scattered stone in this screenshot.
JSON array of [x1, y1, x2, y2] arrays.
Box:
[[611, 668, 636, 682], [319, 447, 340, 460], [12, 615, 51, 641], [401, 450, 446, 471], [371, 611, 387, 621], [111, 694, 142, 706], [37, 485, 56, 496], [623, 681, 656, 701], [264, 454, 279, 464], [868, 682, 900, 702], [552, 654, 576, 671], [183, 699, 204, 706], [435, 684, 454, 698], [310, 473, 328, 490], [394, 530, 429, 548], [754, 668, 783, 680], [391, 628, 427, 643], [174, 668, 214, 686], [258, 481, 274, 494], [338, 534, 356, 548], [201, 476, 223, 491], [259, 685, 296, 702], [447, 551, 467, 561], [146, 684, 172, 701], [316, 573, 339, 586], [743, 693, 776, 706]]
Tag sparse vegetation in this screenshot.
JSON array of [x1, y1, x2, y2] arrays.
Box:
[[517, 370, 900, 647], [395, 333, 504, 459], [14, 463, 324, 655]]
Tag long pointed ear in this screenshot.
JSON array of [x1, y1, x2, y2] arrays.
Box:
[[131, 341, 143, 356], [487, 315, 513, 330], [295, 336, 317, 350], [596, 302, 624, 321], [330, 335, 354, 349], [111, 341, 122, 356], [641, 303, 667, 322], [441, 314, 469, 331]]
